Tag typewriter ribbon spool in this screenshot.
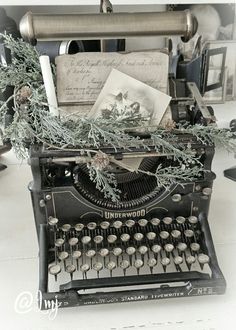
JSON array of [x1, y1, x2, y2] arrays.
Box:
[[19, 10, 198, 45]]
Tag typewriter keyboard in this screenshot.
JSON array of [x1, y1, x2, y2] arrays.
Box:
[[47, 215, 212, 288]]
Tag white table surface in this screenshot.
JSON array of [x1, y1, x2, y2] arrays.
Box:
[[0, 102, 236, 330]]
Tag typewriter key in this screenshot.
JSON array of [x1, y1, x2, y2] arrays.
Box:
[[159, 231, 169, 240], [198, 254, 210, 268], [138, 245, 148, 255], [58, 251, 69, 270], [171, 229, 181, 239], [72, 250, 82, 269], [80, 263, 90, 279], [49, 264, 61, 281], [176, 216, 186, 224], [161, 257, 170, 272], [186, 255, 196, 270], [66, 264, 76, 280], [61, 224, 71, 233], [93, 235, 104, 244], [81, 236, 91, 245], [120, 233, 130, 243], [151, 218, 160, 226], [163, 217, 172, 225], [164, 243, 174, 253], [68, 237, 79, 246], [126, 246, 136, 264], [113, 220, 123, 229], [113, 247, 123, 257], [146, 232, 156, 241], [120, 259, 130, 275], [134, 232, 144, 242], [106, 261, 116, 276], [184, 229, 194, 238], [87, 222, 97, 230], [99, 248, 109, 258], [134, 259, 143, 275], [151, 244, 162, 255], [48, 217, 58, 226], [174, 256, 183, 271], [86, 249, 96, 258], [74, 223, 84, 232], [125, 219, 135, 228], [138, 219, 148, 227], [107, 234, 117, 244], [100, 221, 110, 230], [188, 216, 198, 225], [147, 257, 157, 273], [190, 242, 200, 253], [55, 238, 65, 248], [93, 262, 103, 277], [177, 242, 187, 253]]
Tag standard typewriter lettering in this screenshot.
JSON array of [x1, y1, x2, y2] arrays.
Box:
[[104, 209, 146, 219]]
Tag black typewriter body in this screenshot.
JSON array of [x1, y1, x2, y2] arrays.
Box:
[[28, 79, 226, 309]]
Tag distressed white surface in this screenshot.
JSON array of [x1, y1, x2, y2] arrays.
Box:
[[0, 102, 236, 329]]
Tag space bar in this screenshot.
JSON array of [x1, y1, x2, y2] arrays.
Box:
[[60, 271, 210, 291]]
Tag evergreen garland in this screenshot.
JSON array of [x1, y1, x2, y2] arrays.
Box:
[[0, 34, 236, 201]]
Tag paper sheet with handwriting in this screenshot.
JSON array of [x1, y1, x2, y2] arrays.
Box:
[[55, 51, 169, 117]]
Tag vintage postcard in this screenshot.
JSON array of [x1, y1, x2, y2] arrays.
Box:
[[88, 69, 171, 126]]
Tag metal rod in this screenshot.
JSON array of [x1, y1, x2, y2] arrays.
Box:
[[20, 10, 197, 45]]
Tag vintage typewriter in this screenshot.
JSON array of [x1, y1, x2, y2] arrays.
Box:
[[20, 9, 226, 309]]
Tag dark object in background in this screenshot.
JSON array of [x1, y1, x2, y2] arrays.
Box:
[[224, 119, 236, 181], [0, 8, 20, 171]]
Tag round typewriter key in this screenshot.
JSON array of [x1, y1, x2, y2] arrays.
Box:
[[171, 194, 182, 203], [125, 219, 135, 228], [58, 251, 69, 261], [151, 218, 160, 226], [134, 259, 143, 274], [120, 259, 130, 272], [74, 223, 84, 232], [163, 217, 172, 225], [177, 242, 187, 252], [93, 262, 103, 277], [93, 262, 103, 272], [113, 220, 123, 229], [171, 229, 181, 239], [72, 250, 82, 264], [61, 224, 71, 232], [81, 236, 91, 245], [93, 235, 104, 244], [184, 229, 194, 238], [80, 263, 90, 279], [55, 238, 64, 247], [186, 255, 196, 268], [190, 242, 200, 252], [126, 246, 136, 255], [176, 216, 186, 224], [86, 249, 96, 258], [146, 232, 156, 241], [174, 256, 183, 267], [138, 245, 148, 255], [68, 237, 78, 246], [159, 231, 169, 240], [100, 221, 110, 230], [164, 243, 174, 253], [113, 247, 122, 257], [106, 261, 116, 270], [66, 264, 76, 280], [87, 222, 97, 230], [161, 257, 170, 267], [198, 254, 210, 265], [120, 233, 130, 243], [151, 244, 162, 254], [147, 258, 157, 268], [188, 216, 198, 225], [107, 234, 117, 244], [48, 217, 58, 226], [99, 248, 109, 257], [138, 218, 148, 227], [134, 232, 144, 241], [49, 264, 61, 281]]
